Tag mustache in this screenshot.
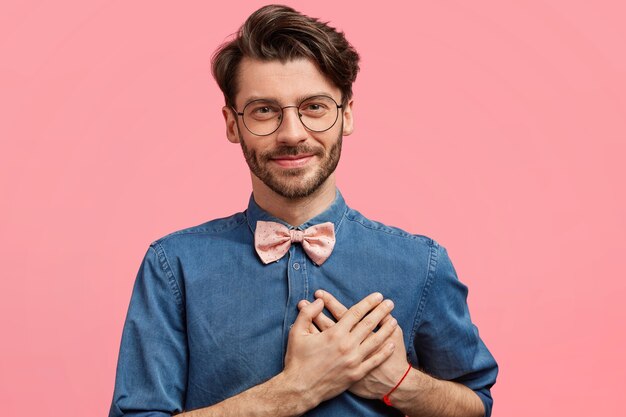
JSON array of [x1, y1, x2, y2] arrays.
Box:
[[260, 145, 324, 161]]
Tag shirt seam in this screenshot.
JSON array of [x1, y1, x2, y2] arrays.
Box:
[[409, 239, 439, 344], [244, 210, 257, 236], [344, 211, 427, 241], [334, 206, 348, 234], [151, 242, 184, 312]]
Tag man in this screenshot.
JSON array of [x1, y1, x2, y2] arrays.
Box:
[[109, 5, 498, 417]]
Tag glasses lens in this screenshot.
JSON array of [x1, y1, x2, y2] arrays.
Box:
[[243, 100, 282, 136], [298, 96, 339, 132]]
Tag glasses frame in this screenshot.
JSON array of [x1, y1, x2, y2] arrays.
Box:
[[231, 95, 344, 137]]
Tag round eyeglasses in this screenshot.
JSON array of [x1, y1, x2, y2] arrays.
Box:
[[232, 95, 343, 136]]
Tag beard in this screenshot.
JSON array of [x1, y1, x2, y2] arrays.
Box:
[[239, 131, 343, 200]]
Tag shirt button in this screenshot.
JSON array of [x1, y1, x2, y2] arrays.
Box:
[[293, 262, 300, 270]]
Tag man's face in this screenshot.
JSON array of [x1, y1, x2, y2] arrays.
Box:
[[222, 57, 354, 199]]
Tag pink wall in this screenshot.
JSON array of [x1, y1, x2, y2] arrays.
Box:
[[1, 1, 624, 415]]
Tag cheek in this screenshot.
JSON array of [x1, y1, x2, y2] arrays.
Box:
[[243, 140, 272, 158]]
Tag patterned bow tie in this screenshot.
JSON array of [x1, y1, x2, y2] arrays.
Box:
[[254, 221, 336, 266]]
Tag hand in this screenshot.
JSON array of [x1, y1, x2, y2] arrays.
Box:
[[283, 292, 398, 408], [299, 290, 410, 400]]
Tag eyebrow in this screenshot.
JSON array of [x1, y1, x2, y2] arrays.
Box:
[[241, 92, 338, 107]]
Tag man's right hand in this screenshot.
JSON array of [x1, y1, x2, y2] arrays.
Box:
[[281, 292, 398, 409]]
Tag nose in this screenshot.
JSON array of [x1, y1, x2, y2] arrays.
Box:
[[276, 106, 308, 145]]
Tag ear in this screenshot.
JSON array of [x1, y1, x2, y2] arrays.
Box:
[[341, 98, 354, 136], [222, 106, 241, 143]]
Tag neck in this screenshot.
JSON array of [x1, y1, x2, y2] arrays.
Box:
[[251, 175, 337, 227]]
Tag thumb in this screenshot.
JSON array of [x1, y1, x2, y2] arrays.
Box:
[[292, 298, 324, 334]]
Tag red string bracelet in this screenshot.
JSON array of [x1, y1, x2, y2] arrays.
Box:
[[382, 363, 412, 406]]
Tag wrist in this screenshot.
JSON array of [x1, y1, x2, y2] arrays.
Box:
[[382, 363, 413, 406], [387, 367, 433, 410], [273, 370, 319, 414]]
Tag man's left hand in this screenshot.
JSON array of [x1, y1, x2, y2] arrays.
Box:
[[297, 290, 410, 400]]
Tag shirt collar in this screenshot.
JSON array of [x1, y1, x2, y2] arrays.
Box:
[[245, 188, 347, 233]]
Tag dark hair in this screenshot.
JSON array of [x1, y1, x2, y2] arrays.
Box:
[[211, 4, 360, 107]]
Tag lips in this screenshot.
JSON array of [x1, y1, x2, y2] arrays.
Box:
[[270, 153, 315, 168]]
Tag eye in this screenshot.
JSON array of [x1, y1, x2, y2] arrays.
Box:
[[255, 106, 274, 114], [245, 101, 281, 120], [303, 102, 328, 112], [299, 97, 332, 117]]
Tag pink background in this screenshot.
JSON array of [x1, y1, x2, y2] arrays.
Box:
[[1, 1, 625, 415]]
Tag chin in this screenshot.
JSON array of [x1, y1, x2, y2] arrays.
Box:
[[267, 174, 333, 200]]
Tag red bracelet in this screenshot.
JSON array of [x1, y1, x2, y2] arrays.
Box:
[[382, 363, 412, 406]]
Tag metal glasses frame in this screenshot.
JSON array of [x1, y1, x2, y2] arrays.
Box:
[[231, 95, 343, 136]]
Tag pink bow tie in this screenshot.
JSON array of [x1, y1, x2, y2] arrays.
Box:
[[254, 221, 336, 266]]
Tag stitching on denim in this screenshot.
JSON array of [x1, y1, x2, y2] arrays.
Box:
[[409, 240, 439, 345], [344, 210, 430, 242], [301, 256, 309, 300], [333, 205, 348, 234], [281, 249, 295, 368], [151, 242, 184, 312], [244, 210, 255, 235]]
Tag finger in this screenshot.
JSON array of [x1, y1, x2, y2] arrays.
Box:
[[297, 301, 322, 334], [390, 323, 404, 341], [359, 341, 396, 375], [335, 292, 384, 332], [315, 289, 348, 321], [359, 316, 398, 358], [299, 300, 334, 331], [380, 313, 394, 324], [291, 298, 324, 335], [315, 313, 336, 331], [350, 299, 395, 342]]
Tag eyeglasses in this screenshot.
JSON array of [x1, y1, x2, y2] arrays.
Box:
[[232, 95, 343, 136]]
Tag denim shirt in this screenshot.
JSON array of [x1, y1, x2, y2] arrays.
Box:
[[109, 190, 498, 417]]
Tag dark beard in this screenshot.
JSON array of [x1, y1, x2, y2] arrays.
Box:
[[239, 132, 342, 200]]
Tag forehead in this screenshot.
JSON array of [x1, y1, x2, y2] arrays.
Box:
[[235, 57, 341, 106]]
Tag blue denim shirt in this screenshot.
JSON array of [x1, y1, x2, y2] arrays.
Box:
[[109, 190, 498, 416]]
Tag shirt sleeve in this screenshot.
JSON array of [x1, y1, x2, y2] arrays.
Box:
[[109, 243, 188, 417], [413, 243, 499, 417]]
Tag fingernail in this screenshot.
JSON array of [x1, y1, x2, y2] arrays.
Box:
[[313, 298, 323, 305], [391, 318, 397, 327], [316, 289, 325, 297], [374, 292, 383, 301], [384, 299, 394, 309]]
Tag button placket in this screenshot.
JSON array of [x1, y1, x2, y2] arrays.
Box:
[[282, 244, 308, 359]]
